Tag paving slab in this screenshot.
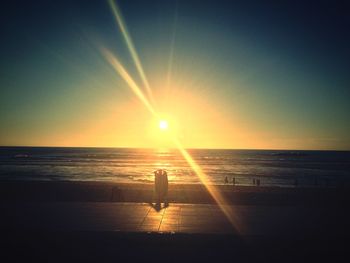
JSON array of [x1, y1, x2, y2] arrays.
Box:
[[1, 202, 349, 236]]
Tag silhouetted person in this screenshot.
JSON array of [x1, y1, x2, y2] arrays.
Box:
[[232, 177, 236, 186], [154, 169, 168, 208], [224, 176, 228, 184], [253, 178, 256, 185]]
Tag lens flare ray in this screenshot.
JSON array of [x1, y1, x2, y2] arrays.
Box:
[[108, 0, 155, 105], [172, 138, 242, 231], [102, 48, 157, 117], [166, 6, 178, 91]]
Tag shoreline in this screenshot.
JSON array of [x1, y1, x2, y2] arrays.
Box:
[[1, 180, 348, 205]]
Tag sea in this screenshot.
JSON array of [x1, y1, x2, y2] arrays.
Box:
[[0, 147, 349, 187]]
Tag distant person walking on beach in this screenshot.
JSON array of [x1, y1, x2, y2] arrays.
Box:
[[154, 169, 168, 207], [224, 176, 228, 184]]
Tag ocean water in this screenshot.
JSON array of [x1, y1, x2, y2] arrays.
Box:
[[0, 147, 349, 187]]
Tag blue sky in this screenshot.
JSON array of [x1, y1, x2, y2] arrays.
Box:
[[1, 0, 349, 149]]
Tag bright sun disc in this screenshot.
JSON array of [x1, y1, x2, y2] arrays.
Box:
[[159, 120, 169, 130]]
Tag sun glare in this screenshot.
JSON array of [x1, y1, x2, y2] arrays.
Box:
[[159, 120, 169, 130], [104, 0, 241, 232]]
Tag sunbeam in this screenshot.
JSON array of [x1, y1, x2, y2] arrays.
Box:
[[101, 48, 157, 117], [173, 138, 242, 232], [166, 5, 178, 91], [108, 0, 155, 106]]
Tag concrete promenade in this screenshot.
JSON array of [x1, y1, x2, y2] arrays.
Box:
[[2, 201, 349, 262], [2, 202, 348, 236]]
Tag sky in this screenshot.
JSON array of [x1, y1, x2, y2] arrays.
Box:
[[0, 0, 349, 150]]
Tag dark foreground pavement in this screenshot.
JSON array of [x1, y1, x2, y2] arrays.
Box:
[[1, 202, 350, 262]]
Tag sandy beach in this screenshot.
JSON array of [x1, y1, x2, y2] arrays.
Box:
[[1, 180, 348, 205]]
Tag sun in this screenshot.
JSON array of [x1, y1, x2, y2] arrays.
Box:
[[159, 120, 169, 130]]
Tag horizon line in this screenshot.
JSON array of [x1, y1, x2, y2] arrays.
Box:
[[0, 145, 349, 152]]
